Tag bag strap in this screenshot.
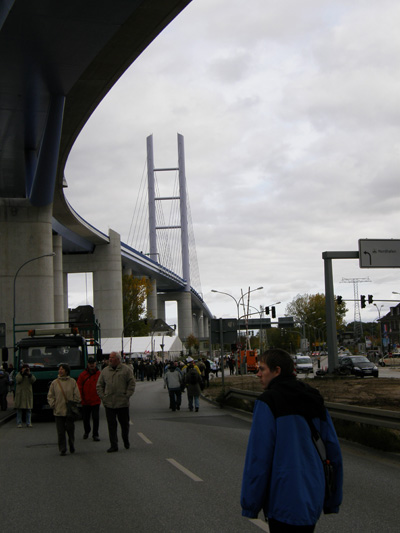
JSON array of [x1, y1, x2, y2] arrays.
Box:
[[305, 417, 327, 462], [56, 379, 68, 403]]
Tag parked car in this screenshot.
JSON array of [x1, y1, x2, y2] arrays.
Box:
[[207, 359, 218, 373], [338, 355, 379, 377], [378, 353, 400, 367], [294, 355, 313, 373]]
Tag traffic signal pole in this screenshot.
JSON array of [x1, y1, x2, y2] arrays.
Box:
[[323, 254, 338, 372], [323, 251, 359, 372]]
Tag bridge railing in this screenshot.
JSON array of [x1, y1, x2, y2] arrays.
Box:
[[223, 388, 400, 431]]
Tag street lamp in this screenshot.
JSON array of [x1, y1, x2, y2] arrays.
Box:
[[13, 252, 56, 348], [211, 286, 263, 374], [374, 303, 384, 355]]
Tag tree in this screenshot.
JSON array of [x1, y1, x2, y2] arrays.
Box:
[[186, 333, 199, 355], [285, 293, 347, 352], [285, 293, 347, 330], [266, 327, 301, 352], [122, 275, 153, 336]]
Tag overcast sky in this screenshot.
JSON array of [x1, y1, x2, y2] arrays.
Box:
[[65, 0, 400, 327]]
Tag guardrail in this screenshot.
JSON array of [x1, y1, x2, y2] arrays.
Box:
[[223, 388, 400, 430]]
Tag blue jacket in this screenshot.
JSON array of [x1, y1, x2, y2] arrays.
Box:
[[241, 375, 343, 526]]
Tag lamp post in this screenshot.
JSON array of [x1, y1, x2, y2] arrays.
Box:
[[211, 286, 263, 374], [13, 252, 56, 349]]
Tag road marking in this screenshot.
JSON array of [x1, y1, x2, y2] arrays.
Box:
[[137, 432, 152, 444], [166, 458, 203, 482], [249, 518, 270, 531]]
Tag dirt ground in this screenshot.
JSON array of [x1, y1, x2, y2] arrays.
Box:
[[203, 373, 400, 411]]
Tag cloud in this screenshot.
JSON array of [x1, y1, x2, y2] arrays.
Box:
[[65, 0, 400, 326]]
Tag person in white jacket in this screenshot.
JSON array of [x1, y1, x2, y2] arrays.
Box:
[[47, 364, 81, 456]]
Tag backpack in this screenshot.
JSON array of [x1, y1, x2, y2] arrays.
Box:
[[187, 368, 199, 385]]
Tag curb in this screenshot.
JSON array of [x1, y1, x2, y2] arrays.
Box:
[[0, 410, 16, 427]]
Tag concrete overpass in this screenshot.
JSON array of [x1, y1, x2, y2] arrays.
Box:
[[0, 0, 212, 349]]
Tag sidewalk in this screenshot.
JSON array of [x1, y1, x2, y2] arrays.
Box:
[[0, 392, 16, 426]]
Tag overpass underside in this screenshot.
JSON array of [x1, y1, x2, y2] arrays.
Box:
[[0, 1, 214, 351]]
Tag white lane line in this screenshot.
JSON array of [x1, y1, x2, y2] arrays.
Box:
[[137, 432, 152, 444], [249, 518, 270, 531], [166, 458, 203, 482]]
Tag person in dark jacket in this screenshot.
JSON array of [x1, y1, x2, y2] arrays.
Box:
[[0, 367, 11, 410], [184, 358, 202, 412], [165, 362, 183, 411], [241, 349, 343, 532], [77, 357, 101, 441]]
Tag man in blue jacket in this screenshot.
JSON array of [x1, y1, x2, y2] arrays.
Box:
[[241, 349, 343, 532]]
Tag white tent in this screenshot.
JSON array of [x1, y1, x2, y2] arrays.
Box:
[[100, 335, 183, 359]]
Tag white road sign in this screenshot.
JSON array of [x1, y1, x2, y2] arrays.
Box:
[[359, 239, 400, 268]]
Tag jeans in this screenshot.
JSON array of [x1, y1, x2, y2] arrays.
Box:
[[55, 416, 75, 453], [168, 389, 182, 410], [187, 394, 199, 410], [17, 408, 32, 426], [105, 406, 130, 448], [81, 404, 100, 437]]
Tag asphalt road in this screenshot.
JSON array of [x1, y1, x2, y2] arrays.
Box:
[[1, 379, 400, 532]]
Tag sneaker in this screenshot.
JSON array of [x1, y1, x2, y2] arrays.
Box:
[[27, 424, 33, 428], [83, 433, 89, 439], [17, 424, 22, 428], [93, 436, 100, 442]]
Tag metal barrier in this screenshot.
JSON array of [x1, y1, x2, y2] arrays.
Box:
[[223, 388, 400, 431]]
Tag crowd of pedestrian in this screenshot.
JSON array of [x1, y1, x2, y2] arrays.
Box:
[[4, 346, 343, 528]]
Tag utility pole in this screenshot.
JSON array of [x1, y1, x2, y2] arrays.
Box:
[[341, 277, 371, 345]]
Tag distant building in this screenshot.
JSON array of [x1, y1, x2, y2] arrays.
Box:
[[379, 304, 400, 352], [68, 305, 97, 340]]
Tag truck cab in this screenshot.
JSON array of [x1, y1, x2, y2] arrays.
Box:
[[15, 328, 93, 412]]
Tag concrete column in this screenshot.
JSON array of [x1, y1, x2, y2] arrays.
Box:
[[92, 229, 123, 338], [53, 234, 65, 323], [0, 200, 55, 347], [157, 298, 166, 322], [177, 291, 192, 342], [63, 272, 69, 321], [203, 316, 209, 338], [192, 314, 198, 337], [198, 312, 204, 338], [147, 278, 157, 319]]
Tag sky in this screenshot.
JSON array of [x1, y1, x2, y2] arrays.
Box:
[[65, 0, 400, 328]]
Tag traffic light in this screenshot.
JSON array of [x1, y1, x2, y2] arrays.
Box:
[[360, 295, 366, 308], [271, 306, 276, 319], [265, 306, 270, 315], [337, 296, 343, 304], [368, 295, 374, 304]]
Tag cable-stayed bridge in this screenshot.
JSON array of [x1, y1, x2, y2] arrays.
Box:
[[0, 0, 212, 352]]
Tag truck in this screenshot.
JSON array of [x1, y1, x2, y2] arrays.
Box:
[[239, 350, 258, 373], [14, 321, 101, 412]]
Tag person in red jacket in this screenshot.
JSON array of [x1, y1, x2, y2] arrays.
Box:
[[77, 357, 101, 441]]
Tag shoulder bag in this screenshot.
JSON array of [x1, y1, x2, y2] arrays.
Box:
[[306, 418, 336, 500], [56, 379, 82, 421]]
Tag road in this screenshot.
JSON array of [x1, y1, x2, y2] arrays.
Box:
[[297, 356, 400, 379], [1, 379, 400, 532]]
